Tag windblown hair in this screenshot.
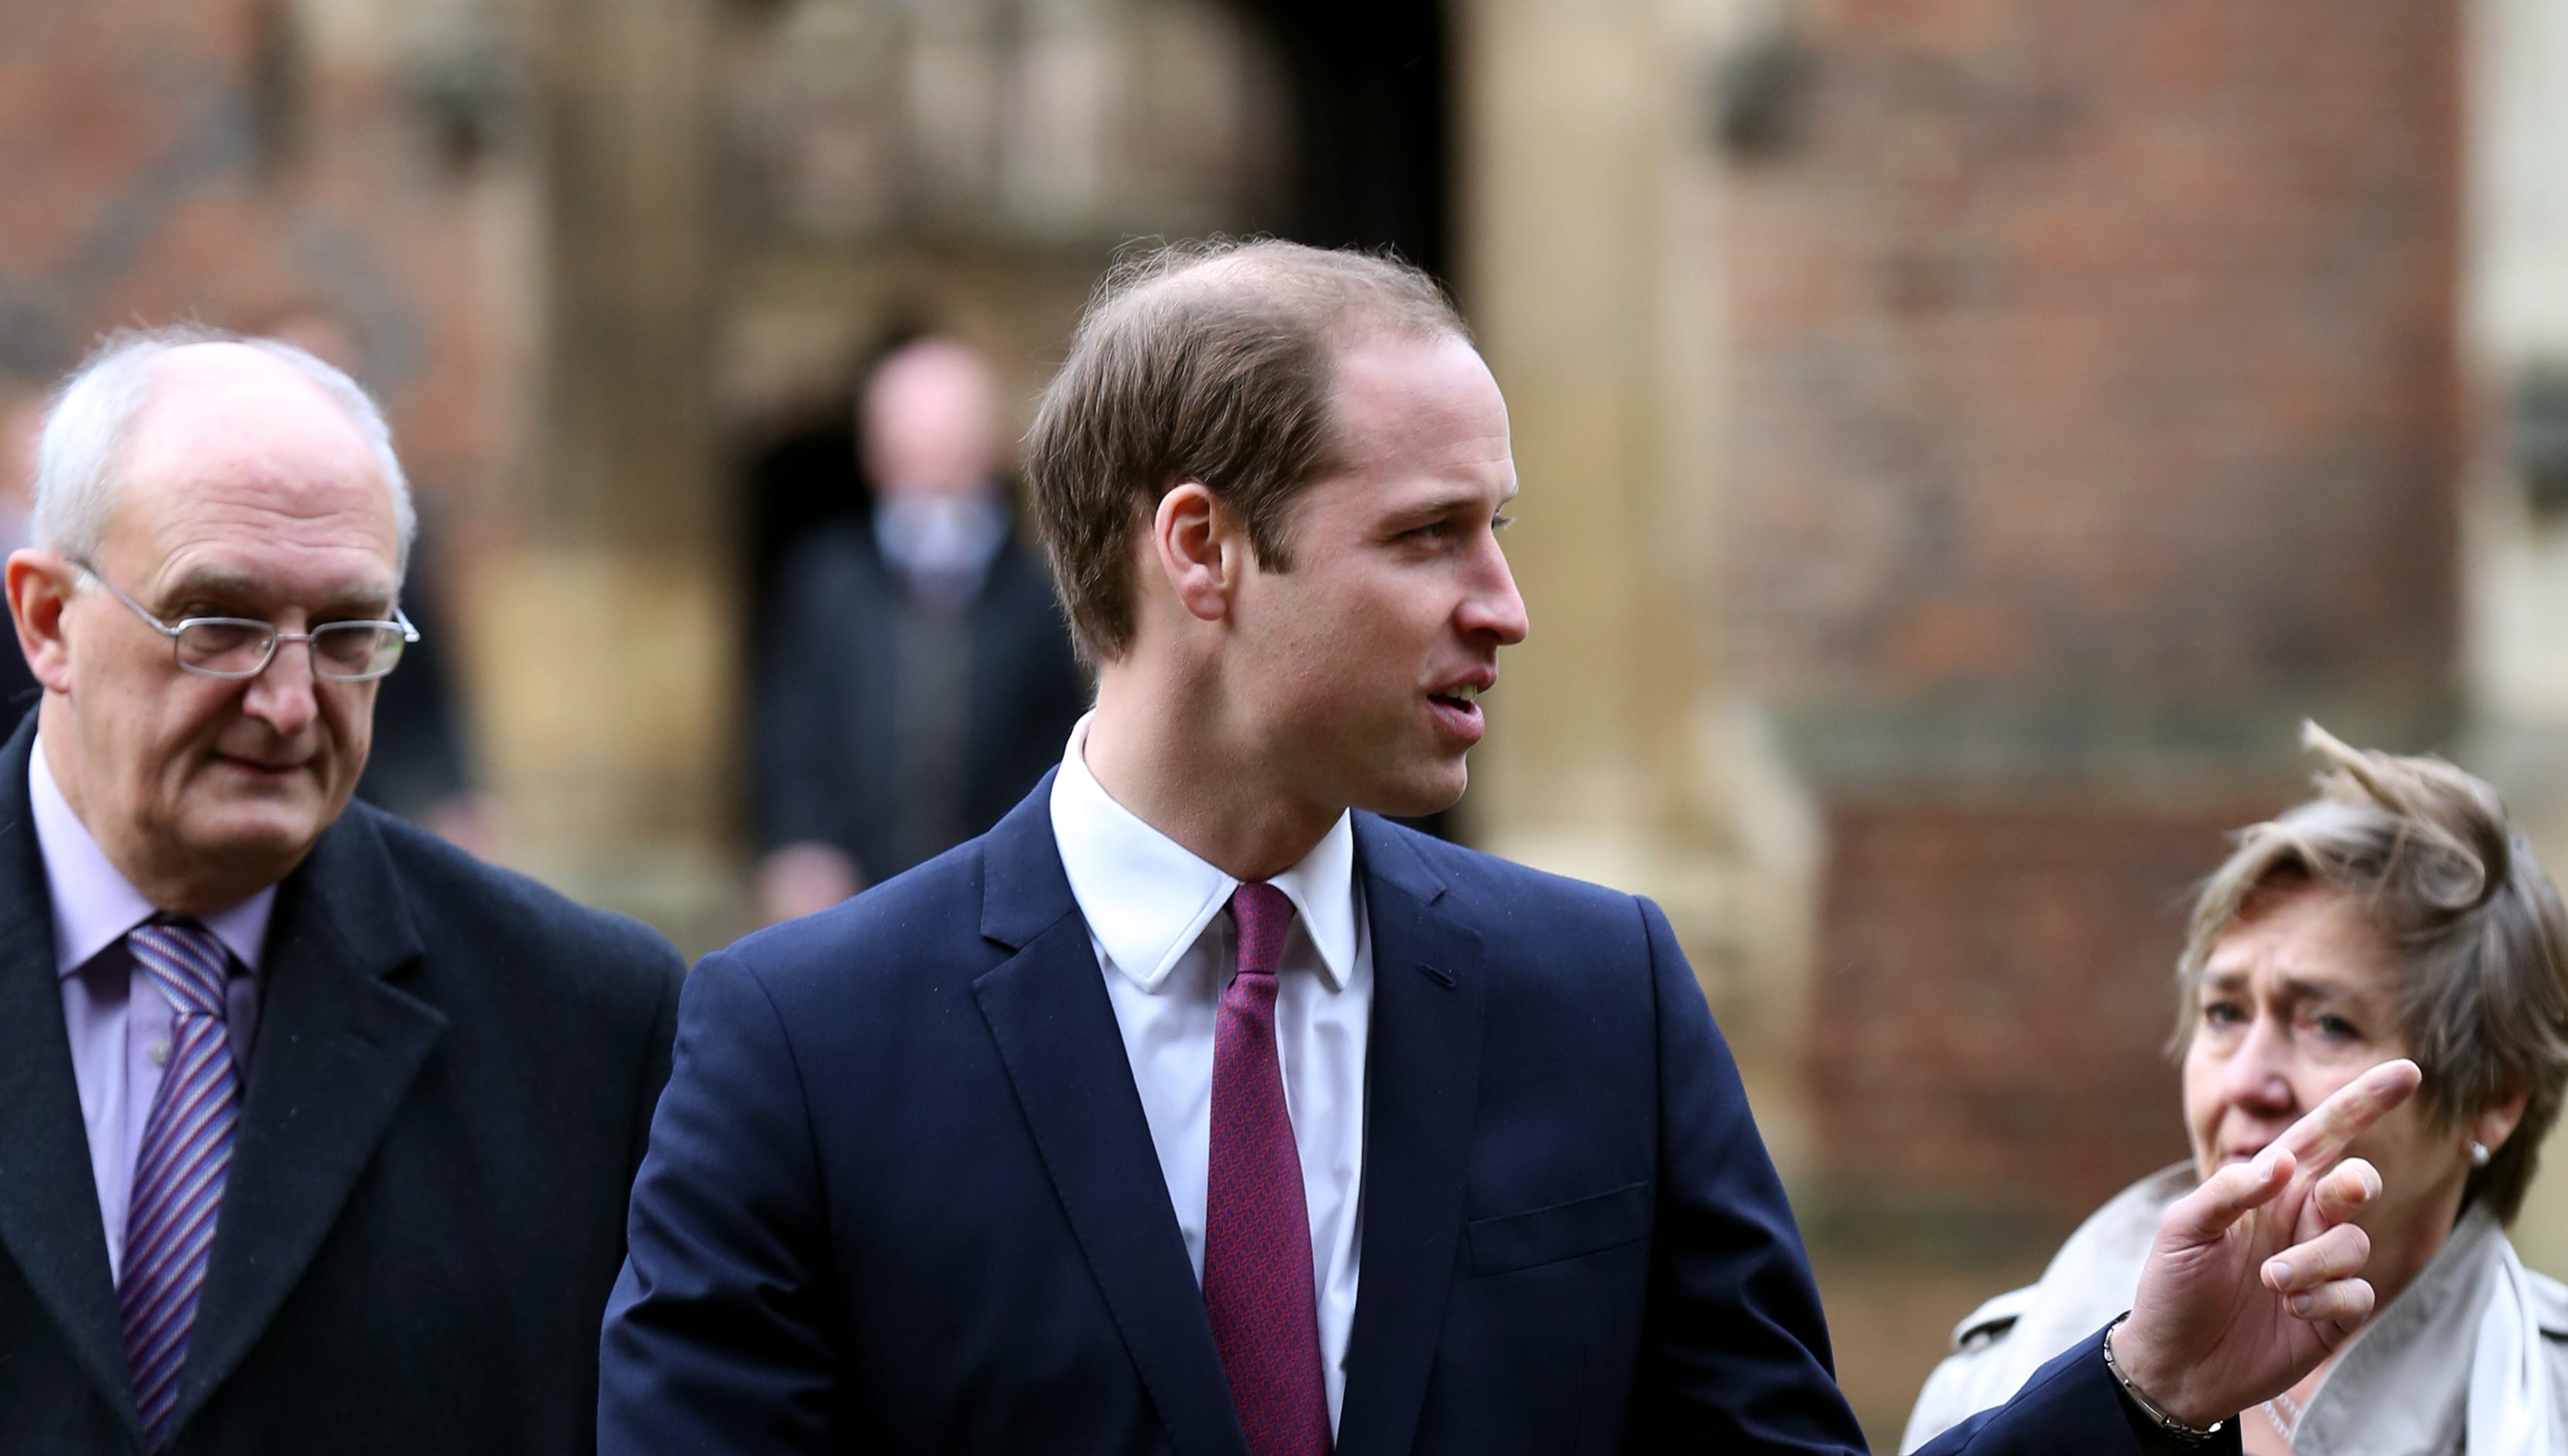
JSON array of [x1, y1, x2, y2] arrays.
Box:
[[2174, 723, 2568, 1222], [35, 323, 417, 575], [1022, 237, 1469, 663]]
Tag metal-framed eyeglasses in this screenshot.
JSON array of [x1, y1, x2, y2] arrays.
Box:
[[75, 564, 418, 682]]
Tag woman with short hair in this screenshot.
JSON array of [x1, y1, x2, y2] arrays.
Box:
[[1904, 725, 2568, 1454]]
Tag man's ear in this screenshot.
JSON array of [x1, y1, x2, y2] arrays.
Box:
[[6, 549, 77, 694], [1150, 482, 1239, 626]]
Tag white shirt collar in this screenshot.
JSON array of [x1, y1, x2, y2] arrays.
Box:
[[1049, 713, 1358, 994], [31, 735, 276, 978]]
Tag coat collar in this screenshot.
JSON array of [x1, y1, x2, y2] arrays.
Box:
[[973, 773, 1248, 1456], [0, 712, 142, 1437], [177, 786, 443, 1432], [972, 782, 1487, 1456], [0, 711, 447, 1440], [1334, 813, 1484, 1456]]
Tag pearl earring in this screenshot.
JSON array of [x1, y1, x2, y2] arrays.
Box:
[[2470, 1140, 2492, 1168]]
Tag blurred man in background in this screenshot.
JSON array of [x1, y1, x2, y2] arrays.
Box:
[[751, 334, 1088, 923], [0, 327, 681, 1454]]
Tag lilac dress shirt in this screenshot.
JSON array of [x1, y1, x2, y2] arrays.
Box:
[[32, 737, 273, 1284]]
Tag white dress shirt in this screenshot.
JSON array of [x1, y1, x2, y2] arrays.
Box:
[[1049, 714, 1371, 1434], [34, 737, 272, 1284]]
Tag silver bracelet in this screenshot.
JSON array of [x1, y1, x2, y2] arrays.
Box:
[[2101, 1313, 2227, 1446]]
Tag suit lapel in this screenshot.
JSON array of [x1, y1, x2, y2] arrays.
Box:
[[0, 719, 146, 1438], [1336, 815, 1486, 1456], [971, 778, 1250, 1456], [176, 805, 446, 1426]]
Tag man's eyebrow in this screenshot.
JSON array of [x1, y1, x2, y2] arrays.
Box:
[[160, 570, 397, 615], [157, 568, 265, 608], [1385, 487, 1509, 527]]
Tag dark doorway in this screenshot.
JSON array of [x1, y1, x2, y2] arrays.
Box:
[[1245, 0, 1453, 282]]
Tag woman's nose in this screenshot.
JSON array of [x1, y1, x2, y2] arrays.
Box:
[[2221, 1014, 2297, 1113]]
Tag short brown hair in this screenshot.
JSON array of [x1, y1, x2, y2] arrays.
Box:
[[2173, 723, 2568, 1222], [1023, 238, 1470, 662]]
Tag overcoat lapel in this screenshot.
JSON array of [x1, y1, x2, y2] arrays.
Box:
[[970, 777, 1251, 1456], [0, 717, 145, 1439], [175, 803, 446, 1429], [1335, 814, 1486, 1456]]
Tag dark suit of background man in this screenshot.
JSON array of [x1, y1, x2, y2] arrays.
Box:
[[0, 326, 683, 1454], [751, 334, 1088, 926], [603, 241, 2413, 1454]]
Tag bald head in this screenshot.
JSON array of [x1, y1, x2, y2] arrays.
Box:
[[862, 337, 1002, 500], [34, 326, 414, 578]]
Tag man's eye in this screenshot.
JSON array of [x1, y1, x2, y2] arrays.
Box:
[[1408, 521, 1452, 541], [1492, 512, 1515, 532]]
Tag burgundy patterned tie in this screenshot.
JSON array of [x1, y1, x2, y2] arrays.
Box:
[[1204, 883, 1330, 1456], [119, 920, 242, 1450]]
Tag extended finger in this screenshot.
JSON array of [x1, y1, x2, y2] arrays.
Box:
[[2283, 1275, 2375, 1334], [2310, 1157, 2383, 1229], [2160, 1143, 2295, 1246], [2263, 1220, 2369, 1294], [2273, 1059, 2420, 1177]]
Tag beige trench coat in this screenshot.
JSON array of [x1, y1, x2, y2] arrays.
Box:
[[1901, 1164, 2568, 1455]]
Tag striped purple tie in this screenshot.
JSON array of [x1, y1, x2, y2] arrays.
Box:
[[119, 920, 241, 1450], [1204, 883, 1330, 1456]]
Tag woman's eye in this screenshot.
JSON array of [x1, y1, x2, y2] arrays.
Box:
[[2314, 1014, 2361, 1042], [2203, 1002, 2244, 1027]]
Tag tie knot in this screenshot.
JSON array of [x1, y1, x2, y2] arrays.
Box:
[[1228, 882, 1296, 977], [128, 920, 231, 1020]]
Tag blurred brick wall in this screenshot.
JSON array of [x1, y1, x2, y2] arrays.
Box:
[[1726, 0, 2461, 705], [1720, 0, 2464, 1219], [1811, 794, 2284, 1222], [0, 2, 505, 500]]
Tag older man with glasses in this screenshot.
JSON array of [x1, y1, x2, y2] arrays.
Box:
[[0, 326, 684, 1456]]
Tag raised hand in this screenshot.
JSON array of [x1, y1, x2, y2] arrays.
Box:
[[2106, 1057, 2421, 1429]]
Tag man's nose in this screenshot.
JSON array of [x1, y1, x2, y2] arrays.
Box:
[[241, 636, 319, 735], [1461, 539, 1531, 646]]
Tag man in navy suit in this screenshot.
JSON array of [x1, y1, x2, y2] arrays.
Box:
[[600, 240, 2416, 1454]]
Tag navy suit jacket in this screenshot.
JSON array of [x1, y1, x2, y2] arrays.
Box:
[[602, 776, 2203, 1453]]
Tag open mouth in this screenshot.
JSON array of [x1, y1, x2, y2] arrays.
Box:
[[1426, 682, 1487, 742]]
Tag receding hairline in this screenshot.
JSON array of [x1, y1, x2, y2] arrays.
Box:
[[1101, 244, 1471, 347], [121, 343, 388, 476], [98, 343, 402, 555]]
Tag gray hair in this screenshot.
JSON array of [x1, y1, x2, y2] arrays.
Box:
[[2173, 723, 2568, 1223], [32, 324, 417, 575]]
